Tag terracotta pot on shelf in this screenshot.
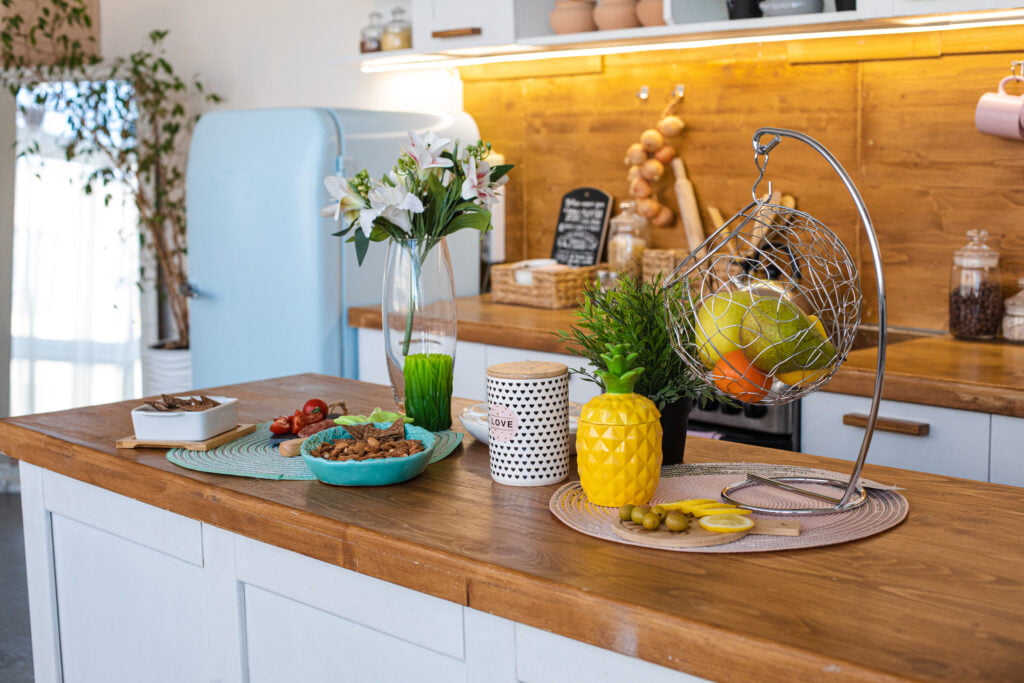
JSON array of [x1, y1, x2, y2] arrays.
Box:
[[594, 0, 640, 30], [636, 0, 666, 26], [549, 0, 598, 34]]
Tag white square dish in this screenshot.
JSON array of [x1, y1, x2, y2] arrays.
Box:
[[130, 396, 239, 442]]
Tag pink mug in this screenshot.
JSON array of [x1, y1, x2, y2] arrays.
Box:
[[975, 75, 1024, 140]]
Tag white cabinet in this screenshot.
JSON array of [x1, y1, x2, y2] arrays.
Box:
[[803, 393, 1024, 487], [357, 1, 1019, 66], [990, 414, 1024, 487], [412, 0, 516, 52], [19, 462, 703, 682]]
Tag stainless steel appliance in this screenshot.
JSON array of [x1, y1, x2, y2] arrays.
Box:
[[689, 400, 800, 452]]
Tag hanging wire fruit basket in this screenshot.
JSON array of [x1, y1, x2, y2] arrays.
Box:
[[664, 128, 888, 514]]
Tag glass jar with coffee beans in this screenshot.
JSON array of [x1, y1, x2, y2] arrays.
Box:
[[949, 229, 1002, 340]]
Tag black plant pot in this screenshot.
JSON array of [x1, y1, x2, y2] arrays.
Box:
[[726, 0, 762, 19], [835, 0, 856, 10], [659, 398, 693, 466]]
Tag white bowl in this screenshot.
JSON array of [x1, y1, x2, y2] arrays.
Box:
[[130, 396, 239, 442], [459, 402, 579, 453]]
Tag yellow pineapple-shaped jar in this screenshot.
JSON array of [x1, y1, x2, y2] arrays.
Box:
[[577, 344, 663, 507]]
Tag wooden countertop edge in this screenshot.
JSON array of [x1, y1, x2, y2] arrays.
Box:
[[0, 420, 903, 682], [828, 366, 1024, 417], [348, 302, 574, 355]]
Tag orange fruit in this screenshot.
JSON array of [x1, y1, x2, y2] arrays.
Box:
[[712, 350, 772, 402]]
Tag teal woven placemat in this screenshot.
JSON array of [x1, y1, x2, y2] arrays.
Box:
[[166, 423, 464, 480]]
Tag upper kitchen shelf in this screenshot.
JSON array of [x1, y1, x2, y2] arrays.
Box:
[[350, 0, 1024, 71]]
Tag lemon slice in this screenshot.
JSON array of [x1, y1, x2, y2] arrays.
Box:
[[659, 498, 717, 513], [699, 514, 755, 533], [692, 507, 752, 517]]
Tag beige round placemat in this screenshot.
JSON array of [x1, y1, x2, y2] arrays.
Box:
[[549, 462, 908, 553]]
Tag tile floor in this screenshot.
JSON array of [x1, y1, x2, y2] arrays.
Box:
[[0, 494, 33, 682]]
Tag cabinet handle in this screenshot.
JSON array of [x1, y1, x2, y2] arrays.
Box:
[[842, 413, 930, 437], [432, 27, 482, 39]]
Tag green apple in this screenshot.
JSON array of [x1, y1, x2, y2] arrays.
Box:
[[694, 290, 754, 368]]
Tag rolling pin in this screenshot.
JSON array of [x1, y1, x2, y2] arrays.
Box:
[[706, 205, 736, 257], [670, 157, 705, 259]]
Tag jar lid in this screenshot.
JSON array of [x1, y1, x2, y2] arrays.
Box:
[[954, 228, 1000, 268], [487, 361, 567, 380]]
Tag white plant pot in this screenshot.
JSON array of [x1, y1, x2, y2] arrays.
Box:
[[142, 346, 193, 396]]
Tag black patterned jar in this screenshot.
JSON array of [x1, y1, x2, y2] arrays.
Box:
[[486, 361, 570, 486]]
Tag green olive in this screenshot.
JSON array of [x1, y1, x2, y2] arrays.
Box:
[[665, 511, 690, 532], [650, 505, 667, 518], [618, 504, 635, 521], [642, 511, 662, 530], [630, 505, 650, 525]]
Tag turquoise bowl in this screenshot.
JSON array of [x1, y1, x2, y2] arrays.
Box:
[[300, 423, 435, 486]]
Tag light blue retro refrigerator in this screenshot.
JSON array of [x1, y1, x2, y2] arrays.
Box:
[[186, 107, 481, 389]]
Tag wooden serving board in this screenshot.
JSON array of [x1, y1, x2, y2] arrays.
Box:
[[612, 517, 801, 549], [116, 424, 257, 451]]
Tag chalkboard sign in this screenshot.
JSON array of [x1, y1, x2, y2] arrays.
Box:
[[550, 187, 613, 267]]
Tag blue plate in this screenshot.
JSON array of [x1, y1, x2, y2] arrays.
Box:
[[300, 424, 436, 486]]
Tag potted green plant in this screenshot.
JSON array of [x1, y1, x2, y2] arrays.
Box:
[[556, 273, 720, 464], [1, 1, 221, 365]]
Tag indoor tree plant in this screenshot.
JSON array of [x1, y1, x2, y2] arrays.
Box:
[[557, 273, 721, 464], [322, 131, 512, 430], [1, 0, 221, 354]]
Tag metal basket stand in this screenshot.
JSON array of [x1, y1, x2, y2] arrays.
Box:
[[690, 128, 887, 515]]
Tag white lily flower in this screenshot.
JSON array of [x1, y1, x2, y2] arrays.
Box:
[[320, 175, 365, 223], [460, 156, 500, 206], [403, 130, 453, 175], [359, 180, 425, 232]]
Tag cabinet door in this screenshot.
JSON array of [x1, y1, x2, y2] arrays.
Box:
[[25, 468, 210, 683], [412, 0, 516, 51], [801, 392, 990, 480], [990, 414, 1024, 486], [234, 535, 466, 683]]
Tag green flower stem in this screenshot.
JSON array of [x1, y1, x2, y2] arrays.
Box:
[[403, 353, 453, 431]]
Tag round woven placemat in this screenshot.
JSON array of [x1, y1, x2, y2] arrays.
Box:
[[167, 423, 463, 480], [550, 462, 908, 553]]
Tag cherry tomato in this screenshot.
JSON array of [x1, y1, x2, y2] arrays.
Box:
[[269, 417, 292, 435], [303, 398, 329, 419], [713, 350, 772, 402]]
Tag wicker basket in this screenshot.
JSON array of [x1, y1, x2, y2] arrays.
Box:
[[491, 263, 600, 309], [642, 248, 690, 283]]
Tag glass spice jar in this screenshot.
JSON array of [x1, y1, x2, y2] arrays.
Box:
[[949, 229, 1003, 340], [1002, 278, 1024, 343], [606, 201, 650, 279], [360, 12, 383, 53], [381, 6, 412, 51]]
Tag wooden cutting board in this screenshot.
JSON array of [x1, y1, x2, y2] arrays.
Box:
[[115, 424, 257, 451], [612, 516, 800, 548]]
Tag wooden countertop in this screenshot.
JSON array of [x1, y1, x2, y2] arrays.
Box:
[[349, 295, 1024, 417], [2, 374, 1022, 681]]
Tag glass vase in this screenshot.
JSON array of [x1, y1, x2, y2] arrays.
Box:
[[382, 237, 456, 431]]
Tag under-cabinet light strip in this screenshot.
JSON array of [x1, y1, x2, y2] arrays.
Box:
[[360, 14, 1024, 73]]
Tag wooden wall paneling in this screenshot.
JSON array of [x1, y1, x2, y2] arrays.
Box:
[[860, 51, 1024, 331], [460, 28, 1024, 332]]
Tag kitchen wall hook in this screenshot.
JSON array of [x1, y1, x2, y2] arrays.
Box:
[[636, 85, 649, 101], [1013, 60, 1023, 78], [673, 84, 685, 98]]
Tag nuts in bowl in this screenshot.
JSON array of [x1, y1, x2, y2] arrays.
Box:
[[300, 422, 436, 486]]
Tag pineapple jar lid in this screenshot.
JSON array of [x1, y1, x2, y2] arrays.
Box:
[[486, 361, 567, 380]]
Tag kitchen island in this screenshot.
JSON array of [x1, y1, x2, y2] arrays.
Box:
[[1, 374, 1022, 682]]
